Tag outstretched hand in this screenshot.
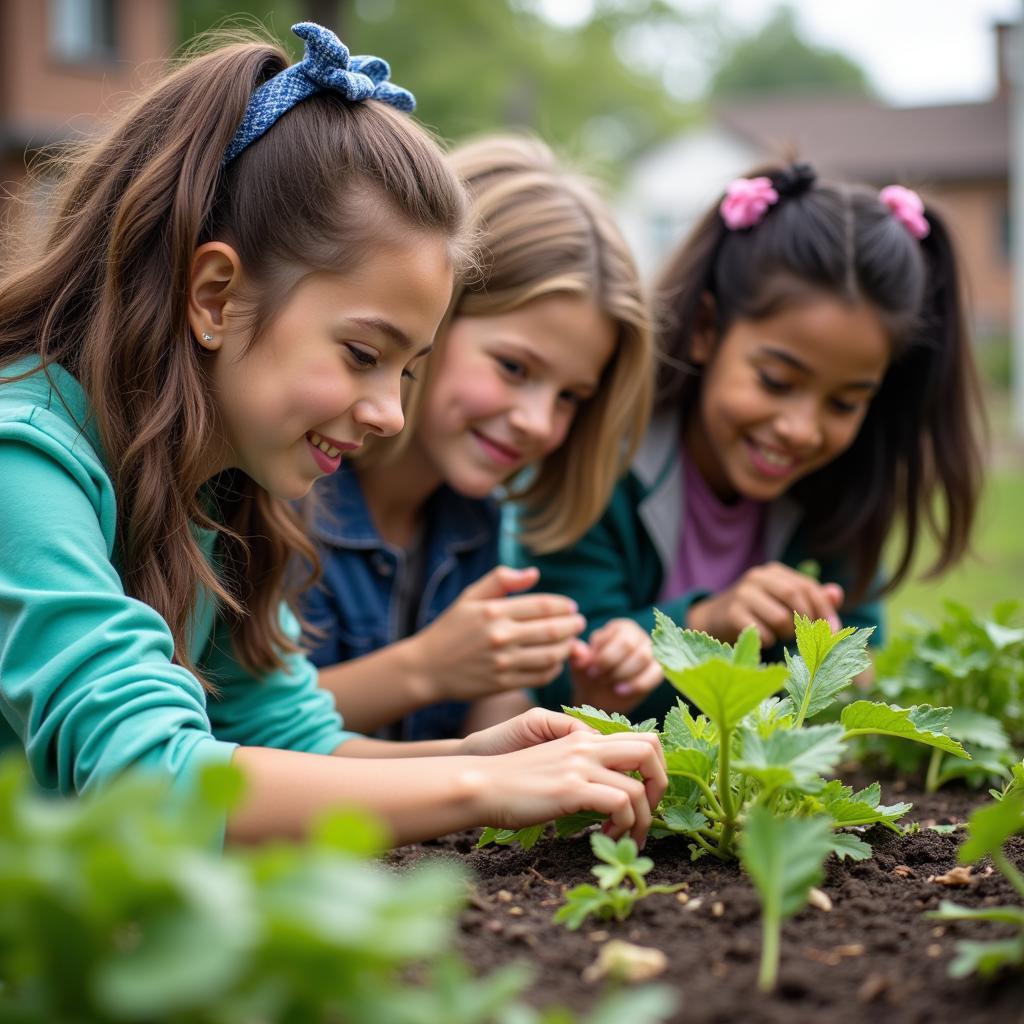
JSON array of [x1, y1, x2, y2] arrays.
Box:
[[687, 562, 844, 648], [568, 618, 664, 715], [415, 565, 584, 702], [459, 707, 667, 847]]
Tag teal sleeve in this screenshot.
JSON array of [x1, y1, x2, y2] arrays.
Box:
[[201, 603, 360, 754], [0, 434, 237, 797]]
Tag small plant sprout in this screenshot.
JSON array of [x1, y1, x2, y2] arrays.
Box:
[[739, 809, 834, 992], [554, 833, 686, 930], [927, 793, 1024, 978]]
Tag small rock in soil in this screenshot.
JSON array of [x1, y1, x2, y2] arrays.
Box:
[[582, 940, 668, 984]]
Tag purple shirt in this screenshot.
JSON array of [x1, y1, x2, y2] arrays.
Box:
[[659, 450, 768, 602]]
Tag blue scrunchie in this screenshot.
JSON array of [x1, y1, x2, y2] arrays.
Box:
[[223, 22, 416, 164]]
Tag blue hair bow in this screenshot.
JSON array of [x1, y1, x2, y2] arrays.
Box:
[[223, 22, 416, 164]]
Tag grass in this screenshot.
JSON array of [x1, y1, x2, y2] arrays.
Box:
[[886, 467, 1024, 631]]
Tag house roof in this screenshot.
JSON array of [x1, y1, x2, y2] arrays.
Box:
[[715, 93, 1009, 185]]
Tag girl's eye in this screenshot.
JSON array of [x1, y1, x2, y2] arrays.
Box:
[[829, 397, 859, 414], [496, 356, 526, 380], [345, 344, 378, 369], [558, 390, 583, 407], [402, 368, 418, 383], [758, 371, 790, 394]]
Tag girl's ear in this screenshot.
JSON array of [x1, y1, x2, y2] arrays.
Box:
[[188, 242, 244, 351], [690, 292, 717, 365]]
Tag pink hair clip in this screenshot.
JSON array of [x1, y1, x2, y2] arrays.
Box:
[[719, 176, 779, 230], [879, 185, 930, 240]]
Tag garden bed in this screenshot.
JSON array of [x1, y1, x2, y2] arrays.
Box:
[[389, 780, 1024, 1024]]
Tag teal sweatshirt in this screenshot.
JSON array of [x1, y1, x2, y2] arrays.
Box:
[[0, 357, 357, 799]]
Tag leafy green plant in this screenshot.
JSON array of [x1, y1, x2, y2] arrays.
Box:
[[739, 809, 834, 991], [481, 612, 970, 990], [869, 600, 1024, 790], [554, 833, 686, 930], [927, 792, 1024, 978], [0, 757, 676, 1024]]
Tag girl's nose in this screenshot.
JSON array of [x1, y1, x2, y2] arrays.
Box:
[[508, 391, 557, 444], [353, 385, 405, 438], [776, 404, 823, 453]]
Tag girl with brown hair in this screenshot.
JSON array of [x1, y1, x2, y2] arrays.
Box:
[[524, 162, 984, 719], [0, 25, 666, 845], [303, 134, 662, 739]]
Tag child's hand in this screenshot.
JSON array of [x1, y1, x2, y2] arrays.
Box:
[[461, 708, 667, 846], [686, 562, 844, 648], [568, 619, 664, 715], [415, 566, 584, 702]]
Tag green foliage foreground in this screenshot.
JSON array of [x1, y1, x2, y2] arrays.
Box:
[[0, 759, 675, 1024]]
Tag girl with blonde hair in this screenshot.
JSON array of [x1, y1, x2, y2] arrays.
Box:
[[305, 133, 661, 738]]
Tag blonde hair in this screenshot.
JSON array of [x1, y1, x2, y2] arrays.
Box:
[[361, 134, 653, 553]]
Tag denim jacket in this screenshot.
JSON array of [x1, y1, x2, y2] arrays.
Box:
[[302, 463, 499, 741]]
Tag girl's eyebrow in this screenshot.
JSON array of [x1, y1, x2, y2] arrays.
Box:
[[757, 346, 879, 390], [345, 315, 424, 355]]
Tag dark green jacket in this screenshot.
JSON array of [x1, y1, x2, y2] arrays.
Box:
[[509, 409, 883, 722]]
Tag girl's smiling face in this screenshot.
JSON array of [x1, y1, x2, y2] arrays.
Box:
[[192, 235, 454, 499], [415, 292, 616, 498], [686, 297, 891, 503]]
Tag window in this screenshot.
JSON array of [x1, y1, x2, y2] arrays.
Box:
[[49, 0, 118, 63]]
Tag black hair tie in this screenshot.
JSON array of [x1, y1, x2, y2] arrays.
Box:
[[774, 162, 816, 199]]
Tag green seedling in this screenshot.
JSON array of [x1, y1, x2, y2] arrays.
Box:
[[554, 833, 685, 930], [739, 809, 834, 991], [927, 793, 1024, 978]]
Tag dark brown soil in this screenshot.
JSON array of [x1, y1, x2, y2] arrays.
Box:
[[389, 781, 1024, 1023]]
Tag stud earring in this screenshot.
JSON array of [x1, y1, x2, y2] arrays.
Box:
[[201, 332, 214, 342]]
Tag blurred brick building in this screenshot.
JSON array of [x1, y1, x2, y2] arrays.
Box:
[[0, 0, 174, 204], [620, 22, 1015, 340]]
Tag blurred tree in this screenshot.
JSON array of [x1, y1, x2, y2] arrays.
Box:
[[177, 0, 695, 171], [710, 5, 871, 98]]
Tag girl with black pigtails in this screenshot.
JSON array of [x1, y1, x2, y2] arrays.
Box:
[[519, 161, 984, 718]]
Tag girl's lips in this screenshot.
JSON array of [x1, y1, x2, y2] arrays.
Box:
[[471, 430, 523, 467], [305, 431, 358, 475], [745, 438, 798, 479]]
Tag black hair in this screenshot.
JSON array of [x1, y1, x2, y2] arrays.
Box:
[[655, 161, 984, 602]]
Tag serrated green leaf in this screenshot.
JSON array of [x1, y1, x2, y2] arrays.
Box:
[[841, 701, 970, 758], [959, 795, 1024, 863], [652, 608, 734, 671], [662, 702, 717, 755], [785, 626, 872, 722], [662, 658, 788, 733], [665, 748, 712, 781], [562, 705, 636, 734], [736, 724, 846, 793], [554, 812, 601, 838], [661, 804, 708, 833], [553, 884, 616, 930], [827, 833, 873, 861], [794, 614, 857, 678], [740, 809, 833, 919], [733, 626, 762, 666], [475, 824, 545, 850], [816, 780, 911, 830]]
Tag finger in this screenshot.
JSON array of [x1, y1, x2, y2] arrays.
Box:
[[500, 613, 586, 647], [591, 735, 668, 813], [461, 565, 539, 602], [591, 645, 652, 688], [598, 770, 651, 844], [518, 707, 593, 744], [568, 638, 592, 668], [497, 638, 576, 673], [742, 590, 793, 643], [821, 583, 844, 628], [585, 632, 637, 676], [492, 593, 580, 623], [614, 661, 665, 698]]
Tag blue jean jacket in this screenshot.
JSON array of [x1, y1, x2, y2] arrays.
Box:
[[301, 463, 499, 741]]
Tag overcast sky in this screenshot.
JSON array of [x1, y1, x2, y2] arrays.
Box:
[[542, 0, 1022, 106]]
